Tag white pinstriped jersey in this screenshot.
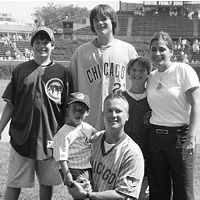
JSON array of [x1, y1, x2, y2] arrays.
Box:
[[69, 39, 138, 131], [91, 131, 144, 199], [53, 122, 96, 169]]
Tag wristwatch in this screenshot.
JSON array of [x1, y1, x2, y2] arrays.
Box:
[[85, 192, 90, 199], [67, 181, 74, 188]]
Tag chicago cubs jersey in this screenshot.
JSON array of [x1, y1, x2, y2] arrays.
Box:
[[69, 39, 138, 131], [53, 122, 96, 169], [3, 60, 73, 160], [91, 131, 144, 199]]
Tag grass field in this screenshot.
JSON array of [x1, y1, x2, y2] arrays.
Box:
[[0, 142, 73, 200]]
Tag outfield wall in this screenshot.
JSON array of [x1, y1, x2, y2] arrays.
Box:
[[0, 60, 70, 68]]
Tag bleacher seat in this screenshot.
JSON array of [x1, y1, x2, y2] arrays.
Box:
[[0, 42, 15, 58], [131, 15, 194, 38], [116, 14, 130, 36], [15, 41, 31, 54]]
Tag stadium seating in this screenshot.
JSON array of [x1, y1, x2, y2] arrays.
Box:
[[0, 42, 15, 58], [71, 12, 200, 41], [0, 40, 32, 60], [191, 52, 200, 62], [116, 14, 130, 36], [15, 41, 31, 54], [131, 16, 194, 38]]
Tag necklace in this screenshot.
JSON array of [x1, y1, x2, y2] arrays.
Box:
[[156, 63, 173, 90], [157, 77, 163, 90]]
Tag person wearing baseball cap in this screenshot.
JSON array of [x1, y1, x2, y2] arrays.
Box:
[[67, 92, 90, 110], [53, 92, 96, 193], [1, 25, 73, 199], [31, 26, 55, 47]]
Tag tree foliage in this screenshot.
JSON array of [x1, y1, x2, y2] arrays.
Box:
[[32, 2, 90, 29]]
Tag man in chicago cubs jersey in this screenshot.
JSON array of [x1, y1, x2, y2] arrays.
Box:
[[69, 4, 138, 131], [69, 92, 144, 199]]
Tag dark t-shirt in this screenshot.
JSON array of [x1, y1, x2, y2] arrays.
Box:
[[3, 60, 73, 160]]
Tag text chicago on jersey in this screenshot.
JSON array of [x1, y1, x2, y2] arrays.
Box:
[[92, 160, 117, 184], [87, 63, 126, 83]]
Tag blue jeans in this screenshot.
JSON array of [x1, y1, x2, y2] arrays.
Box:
[[146, 124, 195, 200]]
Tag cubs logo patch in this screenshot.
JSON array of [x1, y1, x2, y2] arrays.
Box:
[[45, 78, 64, 102], [126, 176, 140, 191], [143, 111, 152, 128], [76, 93, 85, 100]]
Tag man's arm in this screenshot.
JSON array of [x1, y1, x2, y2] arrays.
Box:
[[69, 181, 135, 200], [0, 102, 13, 140]]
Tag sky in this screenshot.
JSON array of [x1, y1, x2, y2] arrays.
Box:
[[0, 0, 121, 23], [0, 0, 195, 23]]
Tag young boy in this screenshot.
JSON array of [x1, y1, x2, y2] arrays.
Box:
[[53, 92, 96, 193], [123, 56, 152, 199], [0, 26, 73, 200], [123, 56, 152, 158]]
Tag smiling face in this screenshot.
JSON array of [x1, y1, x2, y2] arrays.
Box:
[[93, 14, 113, 36], [128, 61, 148, 85], [31, 31, 54, 62], [90, 4, 117, 35], [103, 98, 129, 132], [32, 38, 54, 60], [150, 39, 173, 71], [67, 102, 89, 127]]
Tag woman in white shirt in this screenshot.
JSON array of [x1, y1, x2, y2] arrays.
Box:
[[146, 31, 200, 200]]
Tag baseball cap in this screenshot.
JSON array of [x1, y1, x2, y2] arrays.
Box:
[[67, 92, 90, 110], [31, 26, 55, 44]]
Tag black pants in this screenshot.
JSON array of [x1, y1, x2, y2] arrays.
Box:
[[146, 124, 195, 200]]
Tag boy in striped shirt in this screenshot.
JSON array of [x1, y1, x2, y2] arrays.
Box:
[[53, 92, 96, 193]]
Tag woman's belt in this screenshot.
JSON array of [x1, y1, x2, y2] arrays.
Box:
[[151, 124, 189, 135]]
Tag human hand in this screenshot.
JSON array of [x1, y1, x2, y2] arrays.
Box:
[[68, 180, 87, 199], [76, 178, 92, 193], [63, 172, 73, 187], [182, 135, 195, 160]]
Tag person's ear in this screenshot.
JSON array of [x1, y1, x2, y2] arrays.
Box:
[[85, 110, 90, 116], [126, 112, 129, 122], [51, 41, 55, 49]]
